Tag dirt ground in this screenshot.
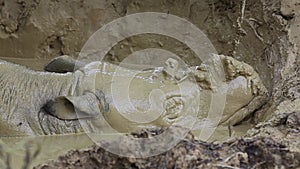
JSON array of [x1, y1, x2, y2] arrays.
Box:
[[0, 0, 299, 168], [34, 129, 300, 169]]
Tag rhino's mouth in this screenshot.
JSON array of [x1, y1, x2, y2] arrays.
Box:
[[163, 96, 185, 122]]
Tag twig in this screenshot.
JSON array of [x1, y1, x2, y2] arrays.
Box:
[[21, 141, 41, 169], [214, 164, 241, 169], [241, 0, 246, 24], [231, 0, 247, 55], [237, 0, 247, 32], [245, 19, 264, 42], [224, 152, 246, 163], [6, 153, 11, 169], [228, 123, 232, 137], [251, 161, 265, 169], [210, 0, 215, 22]]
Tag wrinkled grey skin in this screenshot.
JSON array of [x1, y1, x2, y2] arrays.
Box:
[[0, 55, 268, 136], [0, 60, 83, 136]]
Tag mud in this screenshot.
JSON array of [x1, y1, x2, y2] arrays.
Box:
[[0, 57, 51, 71], [246, 0, 300, 154], [0, 0, 299, 168], [0, 133, 94, 169], [34, 129, 300, 169]]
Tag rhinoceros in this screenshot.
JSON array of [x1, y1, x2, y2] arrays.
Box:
[[0, 54, 268, 136]]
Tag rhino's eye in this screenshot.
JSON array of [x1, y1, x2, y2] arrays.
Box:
[[164, 96, 184, 120]]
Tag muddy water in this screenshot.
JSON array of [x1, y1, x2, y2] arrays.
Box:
[[0, 58, 253, 168], [0, 124, 253, 169], [0, 133, 94, 169], [0, 58, 96, 168], [206, 122, 254, 142]]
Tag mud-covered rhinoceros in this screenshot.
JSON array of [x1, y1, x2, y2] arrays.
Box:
[[0, 54, 268, 136]]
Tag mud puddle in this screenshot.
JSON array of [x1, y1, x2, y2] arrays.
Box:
[[0, 125, 253, 169], [34, 129, 300, 169], [205, 122, 254, 142], [0, 59, 94, 168], [0, 123, 253, 168], [0, 133, 94, 169]]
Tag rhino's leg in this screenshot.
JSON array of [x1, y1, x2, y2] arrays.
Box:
[[44, 55, 85, 73], [221, 95, 268, 125], [191, 55, 268, 126], [219, 55, 268, 125], [220, 55, 268, 96]]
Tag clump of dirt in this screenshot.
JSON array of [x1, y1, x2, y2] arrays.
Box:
[[34, 129, 300, 169], [0, 0, 125, 58], [247, 102, 300, 152]]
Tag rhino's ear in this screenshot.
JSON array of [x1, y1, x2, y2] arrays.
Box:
[[44, 55, 85, 73], [43, 91, 108, 120]]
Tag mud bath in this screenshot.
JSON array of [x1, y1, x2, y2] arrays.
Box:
[[34, 129, 300, 169], [0, 56, 257, 168], [0, 133, 95, 169], [0, 0, 299, 168]]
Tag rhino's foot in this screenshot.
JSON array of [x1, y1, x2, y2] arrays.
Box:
[[219, 55, 268, 126], [191, 55, 268, 126]]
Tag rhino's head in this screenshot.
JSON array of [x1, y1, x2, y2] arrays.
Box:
[[43, 58, 201, 134], [86, 59, 202, 133]]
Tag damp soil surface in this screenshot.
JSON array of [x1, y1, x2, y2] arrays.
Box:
[[34, 130, 300, 169]]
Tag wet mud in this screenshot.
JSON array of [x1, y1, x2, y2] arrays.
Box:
[[34, 129, 300, 169], [0, 134, 94, 169], [0, 0, 299, 168]]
